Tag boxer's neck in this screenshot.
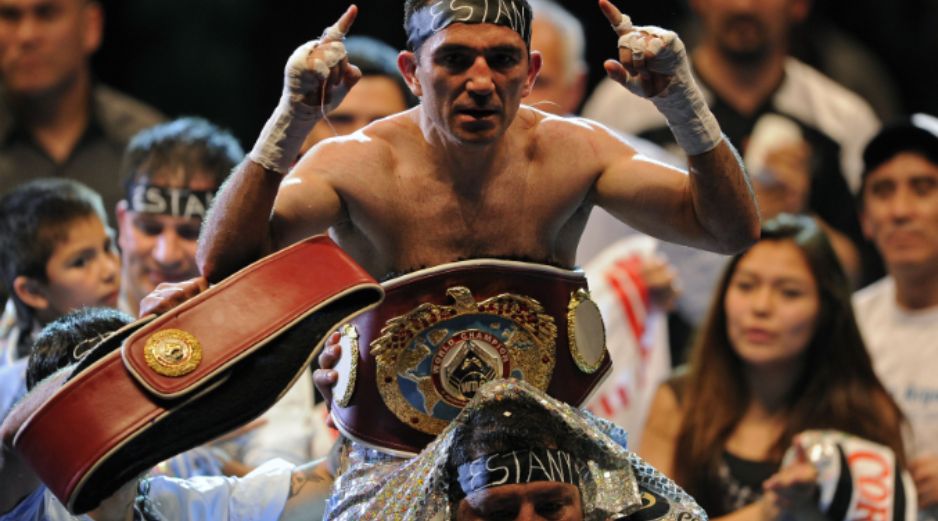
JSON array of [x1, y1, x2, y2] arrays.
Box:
[[419, 112, 515, 189]]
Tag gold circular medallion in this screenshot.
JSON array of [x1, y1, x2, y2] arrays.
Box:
[[143, 329, 203, 377], [567, 289, 607, 374]]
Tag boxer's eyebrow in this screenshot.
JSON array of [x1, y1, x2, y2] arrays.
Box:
[[433, 44, 523, 69], [434, 44, 522, 55]]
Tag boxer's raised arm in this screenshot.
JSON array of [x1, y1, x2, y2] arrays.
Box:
[[592, 0, 759, 253], [589, 121, 758, 254], [198, 6, 361, 282]]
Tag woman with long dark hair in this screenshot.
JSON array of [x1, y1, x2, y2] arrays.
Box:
[[640, 214, 906, 519]]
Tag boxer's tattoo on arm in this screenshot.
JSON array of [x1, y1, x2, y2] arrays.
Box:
[[288, 463, 329, 499]]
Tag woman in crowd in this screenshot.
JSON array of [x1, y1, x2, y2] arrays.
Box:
[[640, 214, 907, 520]]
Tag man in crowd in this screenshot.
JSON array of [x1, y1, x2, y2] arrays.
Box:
[[523, 0, 587, 117], [0, 0, 164, 216], [853, 114, 938, 519], [323, 379, 706, 520], [115, 117, 239, 317], [116, 117, 320, 470]]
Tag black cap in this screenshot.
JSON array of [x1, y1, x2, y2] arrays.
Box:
[[863, 114, 938, 183]]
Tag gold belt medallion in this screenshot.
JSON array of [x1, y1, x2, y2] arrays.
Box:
[[372, 286, 558, 434], [143, 328, 202, 377]]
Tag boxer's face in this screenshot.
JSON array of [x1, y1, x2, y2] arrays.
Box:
[[724, 240, 819, 371], [402, 23, 540, 145], [692, 0, 808, 64], [0, 0, 100, 96], [861, 152, 938, 275], [456, 481, 583, 521]]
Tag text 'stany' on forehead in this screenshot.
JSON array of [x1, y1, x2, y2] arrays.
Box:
[[128, 184, 215, 220], [407, 0, 532, 50]]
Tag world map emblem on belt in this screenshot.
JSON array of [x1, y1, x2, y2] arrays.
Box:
[[371, 286, 558, 434]]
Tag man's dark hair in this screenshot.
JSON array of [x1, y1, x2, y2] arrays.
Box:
[[858, 114, 938, 207], [0, 179, 108, 339], [120, 117, 243, 196], [26, 307, 133, 390], [445, 397, 591, 503]]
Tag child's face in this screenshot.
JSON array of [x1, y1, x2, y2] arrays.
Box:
[[38, 215, 121, 321]]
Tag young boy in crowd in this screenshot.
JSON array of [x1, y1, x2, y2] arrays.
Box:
[[0, 178, 121, 366], [0, 178, 120, 513]]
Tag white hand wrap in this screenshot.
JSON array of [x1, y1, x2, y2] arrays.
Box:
[[248, 38, 348, 174], [617, 26, 722, 156]]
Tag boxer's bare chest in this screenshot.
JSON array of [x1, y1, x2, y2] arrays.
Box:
[[332, 148, 595, 277]]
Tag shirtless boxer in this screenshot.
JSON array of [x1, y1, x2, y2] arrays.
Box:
[[193, 2, 758, 514], [197, 0, 759, 283]]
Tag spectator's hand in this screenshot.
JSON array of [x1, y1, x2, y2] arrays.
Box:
[[910, 453, 938, 509], [762, 443, 821, 521], [290, 6, 361, 110], [641, 255, 680, 311], [138, 277, 208, 318], [313, 332, 341, 428], [752, 141, 812, 219]]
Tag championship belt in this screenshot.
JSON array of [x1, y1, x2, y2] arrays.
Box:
[[330, 260, 611, 455], [8, 236, 383, 514]]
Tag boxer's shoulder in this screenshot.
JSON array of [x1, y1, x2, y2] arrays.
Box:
[[520, 109, 626, 174], [300, 122, 400, 173], [525, 108, 623, 149]]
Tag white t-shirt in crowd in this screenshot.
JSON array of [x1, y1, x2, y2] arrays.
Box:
[[853, 277, 938, 457]]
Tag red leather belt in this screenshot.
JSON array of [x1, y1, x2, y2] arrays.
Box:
[[330, 259, 611, 456], [10, 236, 382, 514]]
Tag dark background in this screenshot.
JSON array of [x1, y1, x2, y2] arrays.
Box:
[[91, 0, 938, 149]]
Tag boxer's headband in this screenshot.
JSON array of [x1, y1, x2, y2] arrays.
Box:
[[406, 0, 532, 51], [456, 448, 585, 497], [127, 184, 215, 220]]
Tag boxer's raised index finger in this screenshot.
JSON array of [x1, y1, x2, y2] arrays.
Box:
[[598, 0, 632, 35], [324, 5, 358, 41]]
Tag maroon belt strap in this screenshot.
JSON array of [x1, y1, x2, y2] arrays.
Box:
[[11, 235, 383, 514]]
